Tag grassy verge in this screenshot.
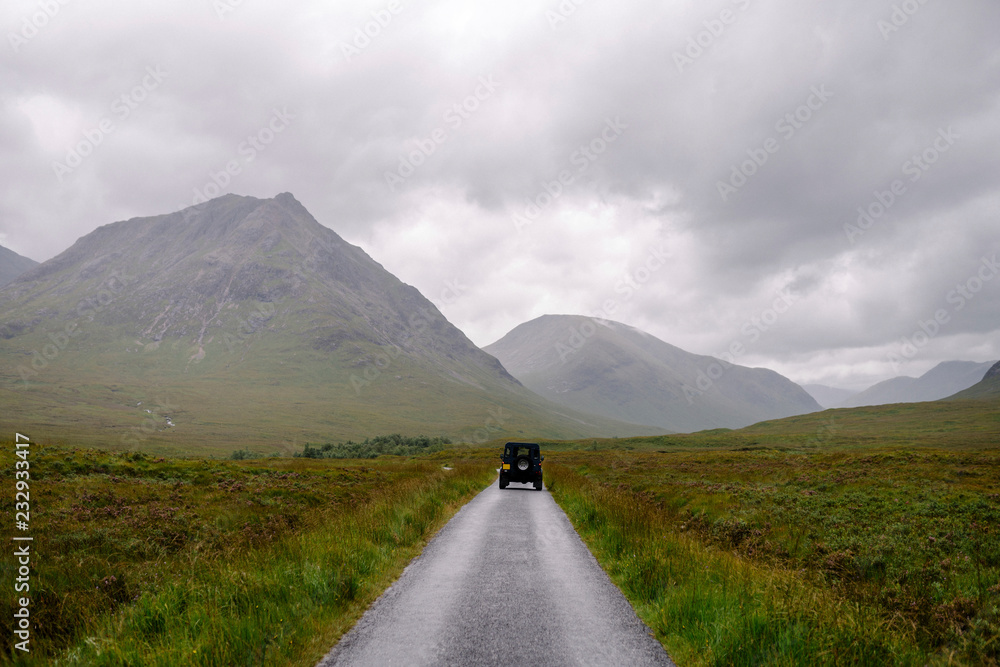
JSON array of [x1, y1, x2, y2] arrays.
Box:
[[545, 447, 1000, 666], [1, 446, 495, 665]]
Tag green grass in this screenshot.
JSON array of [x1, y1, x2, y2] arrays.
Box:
[[536, 398, 999, 453], [0, 445, 495, 665], [2, 394, 996, 664], [545, 445, 1000, 665]]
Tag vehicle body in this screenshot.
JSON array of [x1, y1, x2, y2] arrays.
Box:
[[499, 442, 543, 490]]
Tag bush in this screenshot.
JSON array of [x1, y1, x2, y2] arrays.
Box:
[[296, 434, 452, 459]]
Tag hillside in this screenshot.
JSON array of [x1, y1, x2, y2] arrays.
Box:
[[0, 194, 659, 453], [0, 244, 38, 286], [484, 315, 821, 433], [949, 360, 1000, 400], [841, 360, 997, 407], [840, 376, 918, 407], [546, 378, 1000, 453]]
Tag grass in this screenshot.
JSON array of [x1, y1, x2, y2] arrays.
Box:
[[2, 397, 997, 664], [534, 398, 1000, 453], [544, 444, 1000, 665], [0, 444, 495, 665]]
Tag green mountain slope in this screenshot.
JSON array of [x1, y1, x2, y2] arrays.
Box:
[[949, 361, 1000, 400], [0, 244, 38, 286], [0, 194, 658, 454], [550, 380, 999, 453], [484, 314, 821, 433]]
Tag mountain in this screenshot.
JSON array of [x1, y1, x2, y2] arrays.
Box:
[[839, 360, 998, 407], [839, 376, 917, 408], [0, 244, 38, 286], [483, 315, 822, 433], [803, 384, 857, 409], [0, 194, 659, 453], [949, 361, 1000, 400]]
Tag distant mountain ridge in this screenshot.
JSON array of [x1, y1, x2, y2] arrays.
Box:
[[840, 360, 997, 407], [950, 361, 1000, 400], [803, 384, 857, 409], [0, 244, 38, 286], [484, 315, 822, 433], [0, 194, 658, 452]]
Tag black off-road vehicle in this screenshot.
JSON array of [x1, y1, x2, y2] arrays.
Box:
[[499, 442, 543, 490]]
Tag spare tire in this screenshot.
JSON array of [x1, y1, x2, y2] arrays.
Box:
[[516, 456, 531, 472]]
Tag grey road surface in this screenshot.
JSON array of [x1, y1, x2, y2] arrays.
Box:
[[317, 477, 676, 667]]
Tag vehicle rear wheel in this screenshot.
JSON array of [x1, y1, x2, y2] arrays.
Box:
[[499, 474, 508, 489], [534, 479, 542, 491]]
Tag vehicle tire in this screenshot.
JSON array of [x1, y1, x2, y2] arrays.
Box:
[[534, 479, 542, 491], [515, 456, 531, 472], [499, 474, 508, 489]]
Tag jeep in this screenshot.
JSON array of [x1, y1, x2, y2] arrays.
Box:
[[499, 442, 543, 490]]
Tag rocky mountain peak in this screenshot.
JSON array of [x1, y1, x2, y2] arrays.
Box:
[[0, 194, 651, 447]]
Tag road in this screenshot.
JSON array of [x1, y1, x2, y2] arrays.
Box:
[[317, 476, 676, 667]]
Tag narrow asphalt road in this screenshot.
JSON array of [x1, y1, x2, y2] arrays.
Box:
[[317, 476, 676, 667]]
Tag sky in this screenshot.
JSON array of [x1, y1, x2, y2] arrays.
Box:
[[2, 0, 998, 391]]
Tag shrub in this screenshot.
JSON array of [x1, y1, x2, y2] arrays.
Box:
[[297, 434, 452, 459]]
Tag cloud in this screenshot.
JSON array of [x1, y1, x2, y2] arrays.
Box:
[[2, 0, 998, 389]]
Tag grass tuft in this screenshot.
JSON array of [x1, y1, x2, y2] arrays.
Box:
[[0, 445, 495, 665], [546, 446, 1000, 666]]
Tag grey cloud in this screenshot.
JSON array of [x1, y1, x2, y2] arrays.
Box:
[[1, 0, 998, 389]]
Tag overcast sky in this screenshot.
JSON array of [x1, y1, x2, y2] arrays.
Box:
[[2, 0, 998, 390]]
